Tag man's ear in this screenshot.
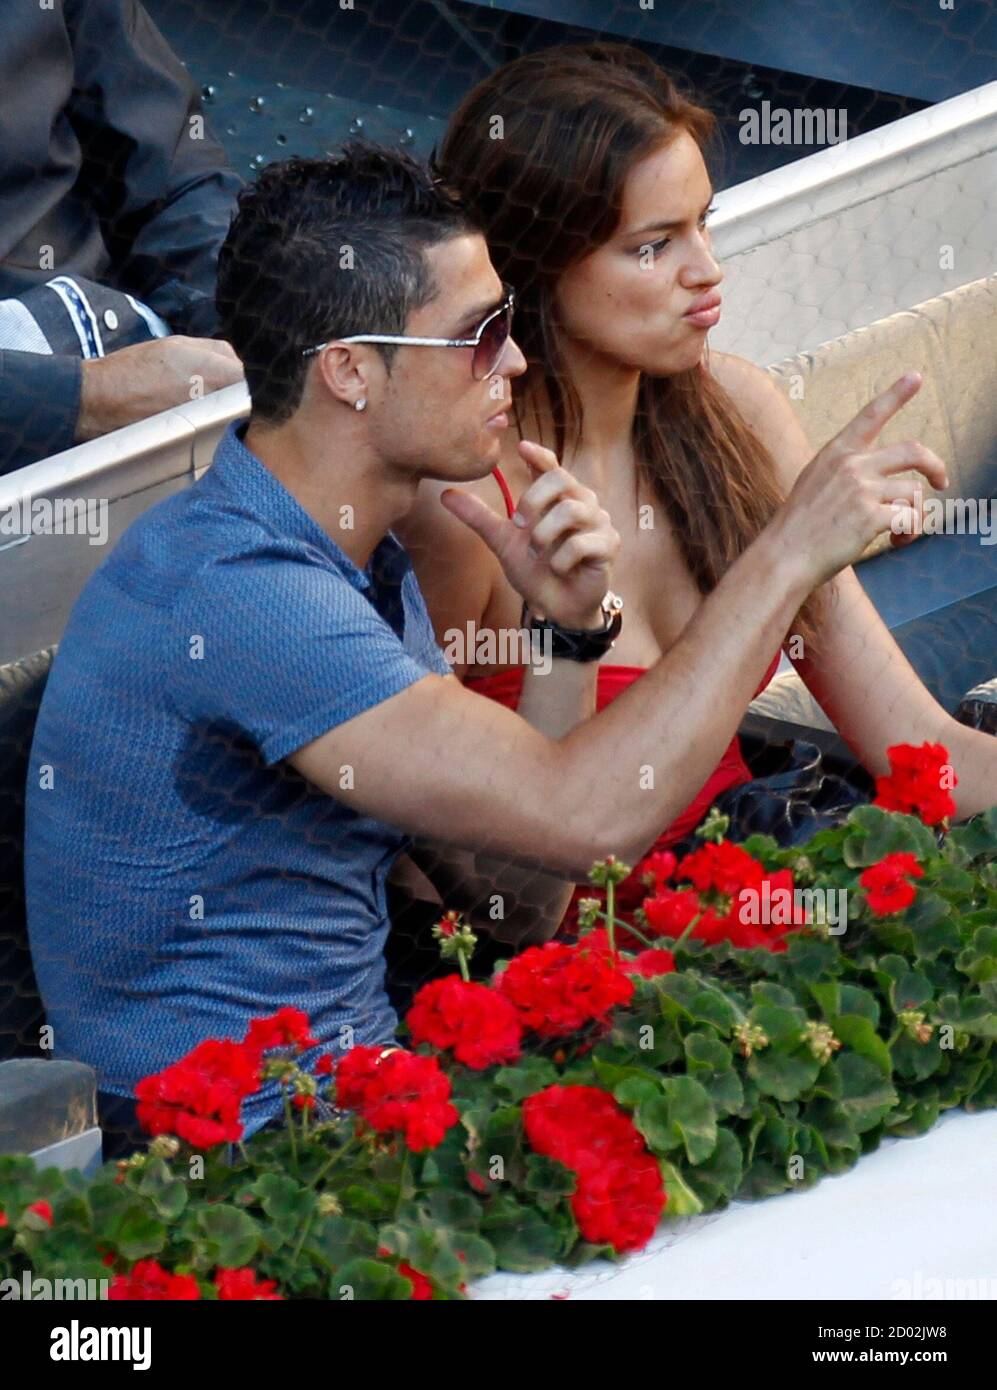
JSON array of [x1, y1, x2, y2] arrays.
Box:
[[315, 342, 374, 409]]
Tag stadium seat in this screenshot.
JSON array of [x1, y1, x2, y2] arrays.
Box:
[[0, 646, 100, 1173]]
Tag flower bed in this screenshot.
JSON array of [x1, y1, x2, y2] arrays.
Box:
[[1, 745, 996, 1300]]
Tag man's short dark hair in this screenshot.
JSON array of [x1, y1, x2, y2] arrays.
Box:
[[216, 143, 475, 423]]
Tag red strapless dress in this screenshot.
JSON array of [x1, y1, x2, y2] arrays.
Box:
[[465, 466, 782, 932]]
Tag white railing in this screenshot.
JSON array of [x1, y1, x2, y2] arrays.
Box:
[[710, 81, 997, 363], [0, 384, 249, 664]]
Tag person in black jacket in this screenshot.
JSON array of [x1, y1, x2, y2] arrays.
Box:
[[0, 0, 246, 476]]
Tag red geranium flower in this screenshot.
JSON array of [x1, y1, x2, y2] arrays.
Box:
[[215, 1267, 283, 1301], [675, 841, 764, 896], [109, 1260, 201, 1301], [571, 1150, 668, 1252], [645, 865, 805, 954], [637, 850, 678, 891], [523, 1085, 646, 1171], [398, 1261, 433, 1300], [25, 1200, 53, 1227], [333, 1046, 459, 1151], [0, 1209, 7, 1228], [642, 886, 703, 938], [314, 1053, 335, 1076], [292, 1094, 316, 1111], [626, 948, 676, 978], [873, 742, 957, 826], [496, 937, 634, 1038], [135, 1038, 261, 1147], [860, 852, 925, 917], [406, 976, 522, 1070], [523, 1085, 666, 1254], [376, 1247, 436, 1300], [727, 868, 809, 951], [243, 1007, 318, 1055]]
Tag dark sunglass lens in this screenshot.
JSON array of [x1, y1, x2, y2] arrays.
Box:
[[472, 306, 511, 379]]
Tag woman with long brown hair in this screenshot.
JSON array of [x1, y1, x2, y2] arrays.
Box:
[[394, 41, 997, 935]]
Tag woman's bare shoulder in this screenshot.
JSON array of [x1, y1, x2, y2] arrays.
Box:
[[707, 349, 813, 485], [708, 349, 783, 428]]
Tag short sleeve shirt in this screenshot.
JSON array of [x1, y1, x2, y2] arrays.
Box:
[[24, 419, 451, 1134]]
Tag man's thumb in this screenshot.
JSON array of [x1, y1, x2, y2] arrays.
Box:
[[440, 487, 507, 554]]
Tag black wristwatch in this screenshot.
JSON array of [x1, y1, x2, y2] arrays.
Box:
[[522, 591, 624, 663]]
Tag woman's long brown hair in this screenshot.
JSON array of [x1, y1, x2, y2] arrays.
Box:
[[437, 41, 821, 648]]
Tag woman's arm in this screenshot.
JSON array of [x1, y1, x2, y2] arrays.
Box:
[[714, 352, 997, 820], [394, 467, 600, 944]]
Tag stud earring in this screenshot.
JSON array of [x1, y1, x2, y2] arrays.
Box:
[[355, 397, 367, 412]]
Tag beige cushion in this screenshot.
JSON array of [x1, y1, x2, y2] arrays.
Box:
[[764, 273, 997, 560], [748, 670, 834, 734]]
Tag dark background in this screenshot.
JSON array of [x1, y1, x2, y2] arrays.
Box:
[[144, 0, 996, 186]]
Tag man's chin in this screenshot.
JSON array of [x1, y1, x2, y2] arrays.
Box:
[[417, 450, 500, 486]]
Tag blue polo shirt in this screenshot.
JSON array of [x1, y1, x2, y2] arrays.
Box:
[[24, 419, 451, 1134]]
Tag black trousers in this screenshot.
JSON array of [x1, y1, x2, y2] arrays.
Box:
[[383, 882, 515, 1018], [97, 1090, 148, 1162]]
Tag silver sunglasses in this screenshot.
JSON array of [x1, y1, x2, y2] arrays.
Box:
[[300, 284, 515, 380]]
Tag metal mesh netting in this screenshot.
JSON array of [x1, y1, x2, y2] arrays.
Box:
[[0, 3, 995, 1292]]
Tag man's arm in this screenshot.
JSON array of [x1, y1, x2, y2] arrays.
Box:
[[64, 0, 243, 337], [289, 376, 951, 876], [0, 351, 82, 476]]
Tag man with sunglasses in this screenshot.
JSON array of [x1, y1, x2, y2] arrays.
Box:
[[24, 146, 956, 1147]]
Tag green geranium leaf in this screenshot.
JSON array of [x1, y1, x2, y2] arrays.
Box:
[[946, 805, 997, 862], [956, 926, 997, 984], [524, 1154, 576, 1197], [613, 1074, 663, 1108], [684, 1030, 733, 1072], [874, 953, 912, 986], [482, 1202, 566, 1273], [832, 1015, 892, 1077], [842, 805, 937, 866], [749, 1003, 808, 1044], [684, 1128, 744, 1207], [493, 1058, 558, 1102], [449, 1233, 496, 1279], [242, 1172, 312, 1246], [886, 1097, 941, 1136], [191, 1204, 261, 1270], [657, 1160, 705, 1217], [964, 1060, 997, 1111], [339, 1184, 394, 1220], [658, 1076, 718, 1164], [426, 1189, 482, 1232], [306, 1216, 379, 1273], [838, 985, 881, 1024], [905, 893, 961, 959], [113, 1205, 167, 1262], [802, 1099, 860, 1154], [684, 1031, 742, 1115], [635, 1095, 679, 1153], [890, 1032, 943, 1083], [834, 1053, 899, 1133], [748, 1045, 822, 1103], [335, 1258, 416, 1301], [888, 970, 933, 1014], [784, 935, 843, 983], [809, 981, 841, 1017]]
